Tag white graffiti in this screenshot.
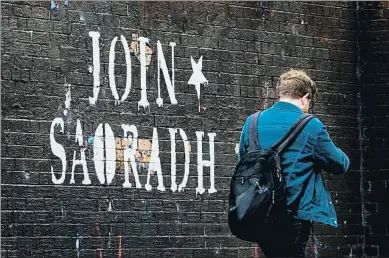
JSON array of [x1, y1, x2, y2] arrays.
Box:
[[88, 32, 210, 110], [138, 36, 150, 111], [169, 128, 178, 192], [196, 132, 217, 194], [93, 123, 116, 185], [49, 119, 217, 194], [70, 119, 91, 185], [88, 31, 101, 106], [49, 31, 219, 194], [145, 128, 165, 191], [93, 124, 104, 184], [122, 124, 142, 188], [108, 35, 132, 105], [156, 41, 177, 107], [188, 56, 208, 112], [169, 128, 191, 192], [50, 118, 66, 184]]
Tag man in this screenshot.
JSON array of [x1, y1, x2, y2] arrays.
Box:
[[238, 69, 350, 257]]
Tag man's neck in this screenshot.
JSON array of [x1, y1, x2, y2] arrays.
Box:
[[278, 98, 303, 111]]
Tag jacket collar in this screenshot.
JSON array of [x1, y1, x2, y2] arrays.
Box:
[[271, 101, 304, 114]]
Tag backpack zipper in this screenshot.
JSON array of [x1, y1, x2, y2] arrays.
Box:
[[236, 174, 261, 184]]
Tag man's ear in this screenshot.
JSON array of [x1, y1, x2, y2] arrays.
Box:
[[302, 93, 310, 105]]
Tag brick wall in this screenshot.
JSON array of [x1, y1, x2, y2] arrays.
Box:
[[1, 1, 366, 257], [359, 2, 389, 257]]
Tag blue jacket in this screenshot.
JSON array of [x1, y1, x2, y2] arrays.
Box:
[[238, 101, 350, 227]]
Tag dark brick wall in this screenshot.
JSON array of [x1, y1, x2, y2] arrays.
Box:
[[1, 1, 365, 257], [359, 2, 389, 257]]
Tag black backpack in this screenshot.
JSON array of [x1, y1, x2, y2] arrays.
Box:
[[228, 112, 314, 243]]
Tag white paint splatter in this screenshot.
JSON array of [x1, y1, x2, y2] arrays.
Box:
[[138, 37, 150, 111], [88, 65, 93, 73], [178, 129, 190, 192], [79, 12, 85, 22], [156, 41, 178, 107], [23, 171, 30, 180], [235, 143, 239, 154], [50, 118, 67, 184], [70, 119, 91, 185], [88, 31, 101, 106], [195, 132, 217, 195], [122, 124, 142, 188], [188, 56, 208, 112], [63, 84, 71, 116], [291, 24, 299, 36], [145, 128, 165, 191], [74, 119, 83, 145], [107, 201, 112, 212]]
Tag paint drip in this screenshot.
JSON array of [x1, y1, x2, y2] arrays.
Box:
[[75, 238, 80, 258], [108, 200, 112, 212], [63, 84, 71, 116]]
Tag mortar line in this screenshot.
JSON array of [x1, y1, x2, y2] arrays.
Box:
[[356, 2, 366, 257]]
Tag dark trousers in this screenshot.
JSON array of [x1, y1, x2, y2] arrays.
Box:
[[257, 219, 312, 257]]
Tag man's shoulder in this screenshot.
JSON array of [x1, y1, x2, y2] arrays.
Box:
[[306, 116, 325, 135]]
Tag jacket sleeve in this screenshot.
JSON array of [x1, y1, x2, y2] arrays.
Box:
[[238, 116, 251, 161], [313, 126, 350, 175]]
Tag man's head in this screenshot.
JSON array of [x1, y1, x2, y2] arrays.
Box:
[[276, 69, 317, 113]]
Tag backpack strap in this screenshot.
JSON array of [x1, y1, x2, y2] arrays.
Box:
[[271, 114, 314, 153], [248, 112, 260, 151]]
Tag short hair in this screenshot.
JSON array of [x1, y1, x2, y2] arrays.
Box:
[[276, 69, 317, 99]]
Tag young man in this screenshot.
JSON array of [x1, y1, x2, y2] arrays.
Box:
[[238, 69, 350, 257]]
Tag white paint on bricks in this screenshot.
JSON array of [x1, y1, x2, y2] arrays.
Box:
[[122, 124, 142, 188], [195, 131, 217, 195], [138, 37, 150, 111], [88, 31, 101, 106], [93, 124, 116, 185], [108, 35, 132, 105], [94, 123, 105, 184], [145, 128, 165, 191], [70, 119, 91, 185], [188, 56, 208, 112], [50, 118, 67, 184], [178, 128, 190, 192], [156, 41, 178, 107], [48, 117, 218, 193], [120, 35, 132, 102], [63, 84, 71, 116], [169, 128, 178, 192], [104, 123, 116, 185], [108, 36, 120, 104]]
